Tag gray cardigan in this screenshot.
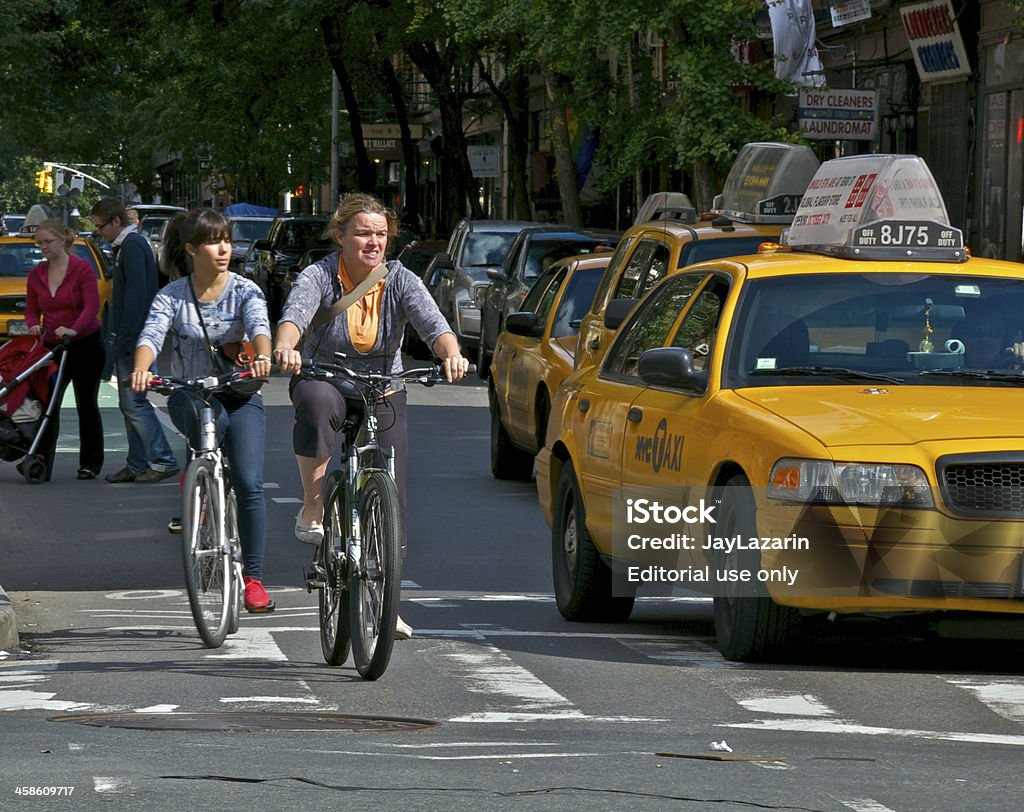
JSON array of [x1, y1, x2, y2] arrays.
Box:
[[280, 253, 452, 375]]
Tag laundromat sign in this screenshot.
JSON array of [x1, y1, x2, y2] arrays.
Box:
[[798, 89, 877, 141], [900, 0, 971, 82]]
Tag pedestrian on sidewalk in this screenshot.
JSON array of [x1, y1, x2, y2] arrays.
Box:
[[23, 219, 105, 480], [90, 198, 179, 483], [130, 208, 274, 612]]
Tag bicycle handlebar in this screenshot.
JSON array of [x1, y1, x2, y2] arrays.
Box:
[[147, 369, 257, 396], [301, 354, 476, 389]]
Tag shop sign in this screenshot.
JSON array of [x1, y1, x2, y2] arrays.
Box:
[[900, 0, 971, 82], [829, 0, 871, 28], [798, 89, 878, 140]]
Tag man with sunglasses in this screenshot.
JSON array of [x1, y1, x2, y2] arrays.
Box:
[[90, 198, 178, 484]]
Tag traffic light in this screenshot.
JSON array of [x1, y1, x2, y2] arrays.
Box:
[[294, 184, 304, 198], [34, 169, 53, 193]]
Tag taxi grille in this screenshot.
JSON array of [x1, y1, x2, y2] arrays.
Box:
[[938, 454, 1024, 517], [0, 296, 27, 315]]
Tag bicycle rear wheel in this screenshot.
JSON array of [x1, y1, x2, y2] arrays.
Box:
[[318, 471, 352, 665], [350, 471, 403, 680], [182, 459, 231, 648]]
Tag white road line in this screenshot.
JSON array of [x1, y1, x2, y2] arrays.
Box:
[[946, 678, 1024, 722], [93, 777, 131, 794], [736, 693, 837, 717], [0, 690, 92, 712], [838, 799, 897, 812], [203, 627, 289, 661], [135, 705, 178, 713], [721, 717, 1024, 747], [220, 696, 320, 704]]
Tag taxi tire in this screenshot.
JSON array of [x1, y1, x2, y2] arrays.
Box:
[[490, 391, 534, 481], [712, 475, 797, 661], [552, 461, 635, 622]]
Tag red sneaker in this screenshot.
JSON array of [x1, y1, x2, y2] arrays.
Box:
[[243, 576, 275, 613]]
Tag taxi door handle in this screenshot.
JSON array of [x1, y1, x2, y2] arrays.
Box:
[[588, 339, 600, 351], [627, 407, 643, 423], [578, 398, 590, 413]]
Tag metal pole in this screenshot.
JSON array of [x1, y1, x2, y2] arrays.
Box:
[[330, 71, 339, 208]]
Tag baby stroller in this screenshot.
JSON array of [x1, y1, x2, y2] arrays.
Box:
[[0, 335, 70, 484]]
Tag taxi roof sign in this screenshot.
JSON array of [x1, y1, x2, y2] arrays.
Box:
[[634, 192, 698, 226], [711, 142, 819, 224], [784, 154, 966, 262]]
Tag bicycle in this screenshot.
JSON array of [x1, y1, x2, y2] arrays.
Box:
[[149, 369, 260, 648], [302, 353, 468, 680]]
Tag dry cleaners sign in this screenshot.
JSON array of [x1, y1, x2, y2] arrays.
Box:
[[798, 88, 877, 140], [900, 0, 971, 82]]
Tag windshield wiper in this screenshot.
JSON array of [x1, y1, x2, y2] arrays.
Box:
[[918, 369, 1024, 384], [751, 366, 904, 384]]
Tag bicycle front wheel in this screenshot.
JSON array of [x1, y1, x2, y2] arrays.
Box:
[[319, 471, 352, 666], [350, 471, 403, 680], [182, 459, 232, 648], [225, 488, 242, 636]]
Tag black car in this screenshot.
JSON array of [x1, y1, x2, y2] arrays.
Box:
[[476, 225, 620, 378], [227, 215, 275, 276], [252, 215, 331, 320]]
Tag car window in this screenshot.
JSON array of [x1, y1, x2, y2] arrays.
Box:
[[551, 266, 603, 338], [613, 239, 669, 300], [670, 277, 730, 375], [0, 243, 40, 276], [69, 244, 102, 280], [462, 232, 517, 266], [590, 234, 638, 313], [534, 265, 570, 323], [521, 267, 560, 313], [723, 272, 1024, 388], [231, 220, 273, 244], [524, 236, 609, 281], [678, 236, 768, 267], [603, 273, 707, 379]]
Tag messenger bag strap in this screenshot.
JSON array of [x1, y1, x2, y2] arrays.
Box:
[[306, 261, 389, 335]]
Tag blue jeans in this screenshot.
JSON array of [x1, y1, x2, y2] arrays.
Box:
[[115, 354, 178, 473], [167, 391, 267, 582]]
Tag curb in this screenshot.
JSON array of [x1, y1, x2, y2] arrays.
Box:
[[0, 583, 17, 652]]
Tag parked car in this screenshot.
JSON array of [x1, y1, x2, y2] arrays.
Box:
[[477, 226, 620, 378], [0, 230, 112, 339], [488, 253, 610, 479], [2, 214, 26, 236], [397, 239, 448, 358], [227, 215, 276, 276], [252, 215, 331, 320], [426, 219, 544, 353]]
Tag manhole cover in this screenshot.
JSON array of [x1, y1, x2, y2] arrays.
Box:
[[49, 712, 439, 733]]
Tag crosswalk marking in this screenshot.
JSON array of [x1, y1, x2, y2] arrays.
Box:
[[946, 677, 1024, 723]]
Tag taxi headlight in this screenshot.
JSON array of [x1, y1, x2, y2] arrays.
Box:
[[767, 458, 932, 507]]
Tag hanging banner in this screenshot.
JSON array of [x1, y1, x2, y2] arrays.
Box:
[[766, 0, 825, 87], [900, 0, 971, 82], [798, 88, 878, 140]]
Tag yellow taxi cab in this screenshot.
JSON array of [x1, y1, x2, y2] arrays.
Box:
[[575, 142, 820, 371], [536, 153, 1024, 661], [489, 253, 611, 479], [0, 229, 112, 339]]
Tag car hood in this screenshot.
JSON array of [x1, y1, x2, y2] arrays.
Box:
[[735, 385, 1024, 447]]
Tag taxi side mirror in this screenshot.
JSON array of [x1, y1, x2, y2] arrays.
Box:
[[604, 297, 637, 330], [486, 267, 507, 282], [505, 311, 543, 338], [253, 239, 270, 251], [638, 347, 705, 391]]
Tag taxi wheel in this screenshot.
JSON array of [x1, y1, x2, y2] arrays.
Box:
[[712, 475, 797, 661], [552, 461, 635, 622], [490, 390, 534, 480]]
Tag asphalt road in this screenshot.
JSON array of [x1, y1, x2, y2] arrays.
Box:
[[2, 372, 1024, 810]]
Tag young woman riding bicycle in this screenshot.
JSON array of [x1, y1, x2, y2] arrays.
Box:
[[272, 193, 470, 639], [130, 208, 275, 613]]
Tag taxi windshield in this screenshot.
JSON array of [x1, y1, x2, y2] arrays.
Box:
[[724, 272, 1024, 388]]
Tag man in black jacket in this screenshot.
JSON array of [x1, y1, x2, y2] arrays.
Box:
[[90, 199, 178, 483]]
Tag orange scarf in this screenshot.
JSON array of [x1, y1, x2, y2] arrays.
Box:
[[337, 254, 385, 353]]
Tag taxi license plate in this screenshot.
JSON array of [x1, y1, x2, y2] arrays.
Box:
[[7, 320, 28, 335]]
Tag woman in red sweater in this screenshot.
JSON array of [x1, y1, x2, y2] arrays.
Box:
[[24, 219, 105, 480]]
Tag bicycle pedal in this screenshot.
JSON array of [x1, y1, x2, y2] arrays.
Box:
[[167, 516, 182, 534]]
